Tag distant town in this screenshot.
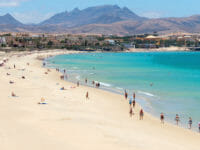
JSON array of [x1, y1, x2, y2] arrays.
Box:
[[1, 32, 200, 52]]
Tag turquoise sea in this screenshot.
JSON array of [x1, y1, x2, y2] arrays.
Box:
[[45, 52, 200, 131]]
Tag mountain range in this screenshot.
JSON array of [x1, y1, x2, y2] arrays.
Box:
[[1, 5, 200, 35]]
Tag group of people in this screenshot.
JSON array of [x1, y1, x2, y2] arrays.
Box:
[[125, 91, 200, 132], [127, 91, 144, 120]]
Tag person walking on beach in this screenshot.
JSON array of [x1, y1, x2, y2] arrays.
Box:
[[85, 78, 87, 84], [77, 81, 79, 87], [188, 117, 192, 129], [14, 64, 16, 69], [175, 114, 180, 125], [86, 92, 89, 99], [129, 98, 132, 106], [139, 109, 144, 120], [133, 92, 136, 100], [160, 113, 164, 124], [132, 99, 136, 108], [129, 107, 133, 117], [124, 90, 128, 99]]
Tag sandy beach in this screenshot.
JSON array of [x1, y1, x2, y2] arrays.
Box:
[[0, 50, 200, 150]]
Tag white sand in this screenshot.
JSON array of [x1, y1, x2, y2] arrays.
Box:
[[0, 50, 199, 150]]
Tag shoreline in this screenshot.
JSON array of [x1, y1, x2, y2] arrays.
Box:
[[0, 50, 200, 150], [44, 51, 199, 133]]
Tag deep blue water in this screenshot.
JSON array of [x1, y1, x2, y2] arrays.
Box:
[[46, 52, 200, 131]]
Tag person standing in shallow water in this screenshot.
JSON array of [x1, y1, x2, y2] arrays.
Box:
[[175, 114, 180, 125], [188, 117, 192, 129], [133, 92, 136, 100], [160, 113, 164, 124]]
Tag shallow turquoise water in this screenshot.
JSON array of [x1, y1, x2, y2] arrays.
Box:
[[46, 52, 200, 130]]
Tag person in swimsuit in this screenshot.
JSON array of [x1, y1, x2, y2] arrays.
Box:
[[132, 100, 136, 108], [129, 107, 133, 117], [129, 98, 132, 106], [77, 81, 79, 87], [160, 113, 164, 124], [175, 114, 180, 125], [133, 92, 136, 100], [124, 90, 128, 99], [198, 122, 200, 133], [139, 109, 144, 120], [188, 117, 192, 129], [86, 92, 89, 99]]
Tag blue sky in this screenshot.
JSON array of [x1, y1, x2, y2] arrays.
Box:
[[0, 0, 200, 23]]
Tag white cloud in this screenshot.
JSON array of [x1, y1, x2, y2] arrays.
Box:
[[140, 11, 164, 19], [0, 0, 27, 7], [12, 12, 55, 24]]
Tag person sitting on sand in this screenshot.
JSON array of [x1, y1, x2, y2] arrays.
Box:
[[140, 109, 144, 120], [9, 81, 14, 84], [160, 113, 164, 124], [22, 76, 25, 79], [175, 114, 180, 125], [60, 87, 65, 90], [86, 92, 89, 99], [38, 97, 47, 104], [7, 73, 10, 76], [188, 117, 192, 129], [11, 92, 16, 97]]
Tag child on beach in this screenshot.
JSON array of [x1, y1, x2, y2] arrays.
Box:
[[175, 114, 180, 125], [188, 117, 192, 129], [160, 113, 164, 124], [139, 109, 144, 120]]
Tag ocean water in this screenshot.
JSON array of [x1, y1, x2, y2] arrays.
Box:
[[45, 52, 200, 131]]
